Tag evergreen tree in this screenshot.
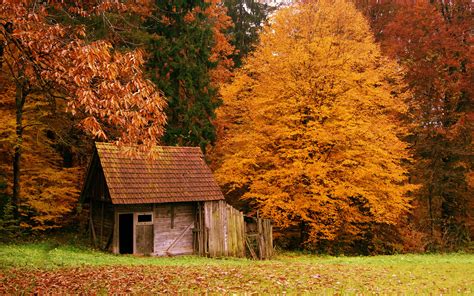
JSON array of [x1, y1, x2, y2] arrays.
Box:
[[147, 2, 219, 150], [223, 0, 274, 67], [0, 176, 19, 241]]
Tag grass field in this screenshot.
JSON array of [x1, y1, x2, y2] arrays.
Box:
[[0, 242, 473, 294]]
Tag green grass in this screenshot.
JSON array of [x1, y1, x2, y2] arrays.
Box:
[[0, 241, 249, 268], [0, 241, 473, 294]]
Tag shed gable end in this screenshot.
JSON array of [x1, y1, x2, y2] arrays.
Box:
[[91, 142, 224, 205]]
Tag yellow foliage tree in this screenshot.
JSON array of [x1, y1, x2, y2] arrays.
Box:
[[0, 75, 83, 230], [213, 0, 416, 249]]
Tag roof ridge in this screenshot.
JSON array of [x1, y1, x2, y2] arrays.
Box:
[[95, 142, 202, 150]]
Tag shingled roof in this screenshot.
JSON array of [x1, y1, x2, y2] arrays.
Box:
[[91, 142, 224, 204]]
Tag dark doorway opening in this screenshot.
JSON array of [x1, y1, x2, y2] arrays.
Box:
[[119, 213, 133, 254]]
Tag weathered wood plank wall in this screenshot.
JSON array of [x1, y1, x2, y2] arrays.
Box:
[[244, 215, 273, 260], [203, 200, 246, 258], [154, 203, 194, 256], [90, 200, 114, 250], [113, 203, 195, 255], [87, 159, 115, 251], [193, 202, 208, 256], [258, 218, 273, 260], [105, 201, 272, 259]]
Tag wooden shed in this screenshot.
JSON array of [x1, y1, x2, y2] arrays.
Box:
[[80, 143, 272, 258]]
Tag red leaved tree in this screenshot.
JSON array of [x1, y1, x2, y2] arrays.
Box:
[[0, 0, 167, 221], [355, 0, 473, 250]]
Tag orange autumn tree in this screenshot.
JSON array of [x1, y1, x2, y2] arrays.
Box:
[[0, 74, 84, 230], [206, 0, 235, 87], [213, 0, 416, 252], [0, 0, 167, 227]]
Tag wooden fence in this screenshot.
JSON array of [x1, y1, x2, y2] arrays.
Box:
[[193, 200, 273, 259]]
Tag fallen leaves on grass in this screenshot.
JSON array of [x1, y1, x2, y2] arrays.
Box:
[[0, 262, 472, 294]]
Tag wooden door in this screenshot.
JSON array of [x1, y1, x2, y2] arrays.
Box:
[[135, 213, 154, 254]]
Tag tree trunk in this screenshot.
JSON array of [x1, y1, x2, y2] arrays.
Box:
[[238, 1, 244, 52], [428, 185, 434, 237], [12, 80, 27, 220]]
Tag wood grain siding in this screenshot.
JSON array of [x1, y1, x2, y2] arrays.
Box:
[[244, 216, 273, 260], [136, 224, 153, 254], [115, 204, 154, 213], [154, 203, 195, 256], [87, 161, 114, 251], [90, 200, 114, 250], [193, 202, 208, 256], [105, 201, 272, 258], [204, 200, 246, 258]]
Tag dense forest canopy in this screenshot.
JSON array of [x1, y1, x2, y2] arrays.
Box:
[[0, 0, 472, 253], [354, 0, 473, 251]]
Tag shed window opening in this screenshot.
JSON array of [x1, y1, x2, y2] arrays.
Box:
[[137, 213, 153, 223]]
